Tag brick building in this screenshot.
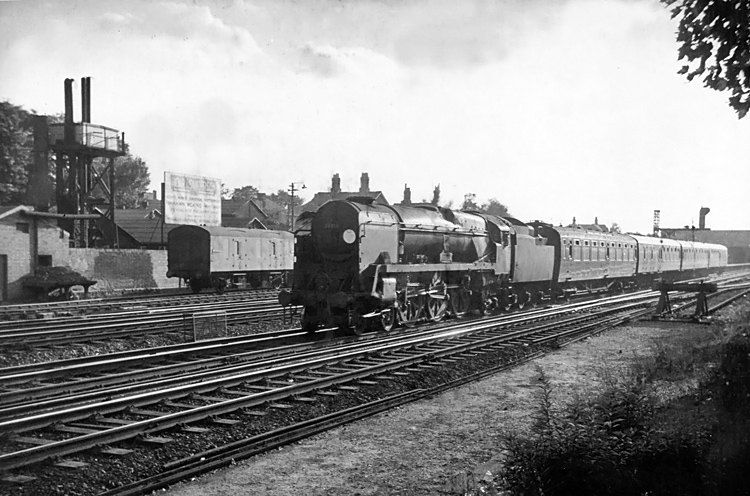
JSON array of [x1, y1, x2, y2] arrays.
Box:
[[0, 206, 71, 301], [298, 173, 389, 218]]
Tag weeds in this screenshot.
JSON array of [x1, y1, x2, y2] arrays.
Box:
[[500, 301, 750, 496]]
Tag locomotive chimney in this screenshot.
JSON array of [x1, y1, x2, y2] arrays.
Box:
[[359, 172, 370, 194], [331, 173, 341, 195], [403, 184, 411, 205], [699, 207, 710, 229]]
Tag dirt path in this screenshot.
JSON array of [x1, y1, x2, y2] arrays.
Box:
[[162, 322, 696, 496]]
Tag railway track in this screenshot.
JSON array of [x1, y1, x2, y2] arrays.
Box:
[[0, 293, 664, 472], [0, 297, 295, 348], [1, 273, 747, 494], [0, 288, 280, 321]]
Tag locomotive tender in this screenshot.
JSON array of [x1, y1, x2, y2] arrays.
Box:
[[279, 197, 727, 335], [167, 225, 294, 293]]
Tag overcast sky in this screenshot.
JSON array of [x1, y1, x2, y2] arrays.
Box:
[[1, 0, 747, 233]]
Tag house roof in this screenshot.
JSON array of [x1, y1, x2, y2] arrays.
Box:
[[299, 191, 389, 214], [255, 195, 286, 216], [222, 198, 270, 220], [112, 209, 179, 245], [221, 216, 268, 229], [0, 205, 31, 220]]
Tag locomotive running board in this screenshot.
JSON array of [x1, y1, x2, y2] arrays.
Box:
[[375, 262, 495, 274]]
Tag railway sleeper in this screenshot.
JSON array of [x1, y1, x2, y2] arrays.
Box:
[[53, 425, 100, 435], [139, 435, 174, 445], [240, 409, 267, 416], [9, 435, 53, 446], [181, 426, 210, 434], [190, 393, 228, 403], [337, 385, 359, 391], [208, 417, 240, 425], [163, 399, 197, 409], [292, 396, 316, 403], [1, 475, 37, 484], [129, 407, 170, 417], [99, 447, 133, 456], [54, 460, 89, 469]]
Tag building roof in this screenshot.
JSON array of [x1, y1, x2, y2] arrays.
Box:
[[221, 216, 268, 229], [111, 209, 179, 246], [299, 191, 389, 214], [255, 195, 286, 216], [0, 205, 31, 220]]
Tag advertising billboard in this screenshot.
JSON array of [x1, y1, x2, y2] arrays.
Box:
[[164, 171, 221, 226]]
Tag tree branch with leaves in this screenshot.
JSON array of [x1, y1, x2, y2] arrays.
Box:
[[664, 0, 750, 118]]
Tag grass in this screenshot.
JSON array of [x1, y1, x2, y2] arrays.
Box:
[[497, 298, 750, 496]]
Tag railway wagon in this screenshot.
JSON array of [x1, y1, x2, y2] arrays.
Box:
[[167, 225, 294, 293], [531, 224, 637, 296], [678, 240, 728, 271]]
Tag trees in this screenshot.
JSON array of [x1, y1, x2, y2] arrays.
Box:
[[461, 193, 511, 217], [0, 100, 150, 209], [483, 198, 510, 217], [663, 0, 750, 118], [231, 185, 259, 201], [0, 101, 33, 205], [111, 155, 150, 208]]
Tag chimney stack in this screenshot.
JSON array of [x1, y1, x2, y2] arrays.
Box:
[[331, 173, 341, 195], [699, 207, 710, 229], [81, 76, 91, 123], [402, 184, 411, 205], [359, 172, 370, 194]]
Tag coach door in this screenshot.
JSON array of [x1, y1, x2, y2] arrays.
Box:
[[0, 255, 7, 302]]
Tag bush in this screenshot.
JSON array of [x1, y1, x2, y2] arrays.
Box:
[[717, 332, 750, 415], [501, 368, 712, 496]]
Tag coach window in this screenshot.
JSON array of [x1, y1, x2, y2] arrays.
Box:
[[606, 244, 610, 260], [568, 241, 573, 260]]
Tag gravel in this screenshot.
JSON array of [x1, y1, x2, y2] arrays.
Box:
[[0, 306, 737, 496], [158, 316, 726, 496]]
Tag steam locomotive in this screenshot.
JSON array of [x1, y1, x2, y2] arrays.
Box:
[[279, 197, 727, 335]]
